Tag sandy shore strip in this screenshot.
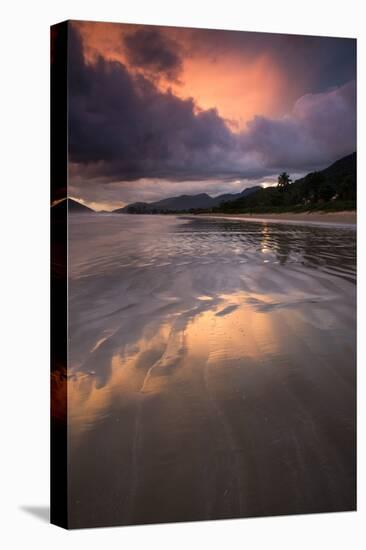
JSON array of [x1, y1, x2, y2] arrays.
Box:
[[186, 210, 356, 227]]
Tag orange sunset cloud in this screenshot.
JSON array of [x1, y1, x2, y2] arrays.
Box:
[[73, 21, 292, 128]]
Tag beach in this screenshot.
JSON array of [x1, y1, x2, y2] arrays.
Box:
[[190, 210, 356, 226], [67, 213, 356, 528]]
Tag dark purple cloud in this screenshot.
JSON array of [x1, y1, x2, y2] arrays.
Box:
[[123, 28, 183, 82], [68, 25, 242, 182], [68, 25, 356, 192]]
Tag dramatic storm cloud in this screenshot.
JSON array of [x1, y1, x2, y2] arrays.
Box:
[[123, 28, 183, 82], [69, 26, 243, 181], [68, 22, 356, 209]]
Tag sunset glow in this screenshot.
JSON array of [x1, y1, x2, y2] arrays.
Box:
[[67, 21, 356, 208]]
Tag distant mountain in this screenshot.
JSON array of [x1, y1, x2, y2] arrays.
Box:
[[52, 198, 95, 214], [114, 186, 261, 214], [68, 198, 95, 212], [214, 152, 356, 213], [52, 198, 95, 213]]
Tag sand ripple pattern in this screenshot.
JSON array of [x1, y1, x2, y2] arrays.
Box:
[[67, 214, 356, 528]]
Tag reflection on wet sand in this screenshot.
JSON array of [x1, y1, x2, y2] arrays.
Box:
[[68, 215, 356, 528]]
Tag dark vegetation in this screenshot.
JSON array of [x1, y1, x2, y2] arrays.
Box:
[[214, 152, 356, 214]]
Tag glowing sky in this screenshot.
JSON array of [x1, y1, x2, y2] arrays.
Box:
[[65, 20, 356, 210]]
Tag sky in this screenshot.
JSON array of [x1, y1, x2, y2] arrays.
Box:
[[67, 20, 356, 211]]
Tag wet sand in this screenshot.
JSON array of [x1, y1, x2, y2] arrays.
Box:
[[191, 210, 356, 226], [67, 214, 356, 528]]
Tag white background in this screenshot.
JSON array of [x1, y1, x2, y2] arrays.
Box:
[[0, 0, 364, 548]]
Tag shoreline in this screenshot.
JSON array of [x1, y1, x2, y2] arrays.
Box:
[[184, 210, 356, 228]]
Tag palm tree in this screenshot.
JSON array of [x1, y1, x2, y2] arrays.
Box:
[[277, 172, 292, 190]]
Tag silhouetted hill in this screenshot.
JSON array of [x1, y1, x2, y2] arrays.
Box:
[[115, 186, 261, 214], [52, 198, 95, 213], [68, 198, 95, 212], [215, 153, 356, 214]]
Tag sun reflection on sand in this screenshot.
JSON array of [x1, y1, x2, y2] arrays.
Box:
[[68, 322, 171, 439], [68, 291, 288, 442]]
